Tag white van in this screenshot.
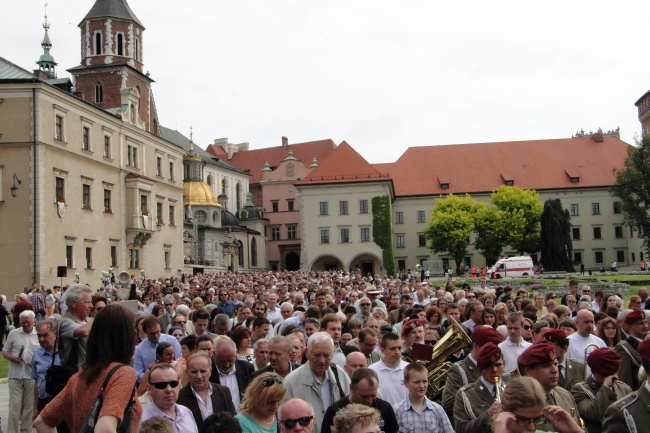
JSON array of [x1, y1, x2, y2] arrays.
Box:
[[488, 256, 535, 279]]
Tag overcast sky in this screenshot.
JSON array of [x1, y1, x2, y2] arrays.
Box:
[[4, 1, 649, 163]]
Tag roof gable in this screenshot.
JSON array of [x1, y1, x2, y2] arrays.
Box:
[[0, 56, 38, 81], [81, 0, 144, 28]]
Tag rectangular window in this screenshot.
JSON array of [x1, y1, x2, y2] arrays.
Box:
[[417, 210, 426, 223], [615, 226, 624, 238], [104, 189, 111, 212], [55, 115, 64, 141], [319, 202, 329, 216], [592, 203, 600, 215], [132, 147, 138, 168], [570, 204, 579, 216], [103, 136, 111, 158], [418, 234, 426, 247], [340, 228, 350, 243], [572, 227, 580, 240], [127, 145, 133, 166], [396, 212, 404, 224], [169, 161, 175, 180], [617, 250, 625, 263], [397, 259, 406, 271], [320, 229, 330, 244], [169, 205, 175, 225], [613, 202, 622, 214], [110, 246, 118, 267], [85, 247, 92, 269], [157, 202, 163, 222], [129, 249, 139, 269], [141, 195, 148, 215], [55, 177, 65, 202], [82, 126, 90, 151], [632, 252, 636, 263], [82, 184, 91, 209], [593, 227, 602, 239], [157, 156, 162, 177], [165, 251, 171, 269], [339, 201, 349, 215], [66, 245, 73, 268], [360, 227, 370, 242], [396, 234, 405, 248], [287, 200, 294, 211], [595, 251, 603, 264], [359, 199, 369, 214], [271, 226, 281, 241], [271, 201, 279, 212], [574, 252, 582, 263], [287, 225, 297, 240]]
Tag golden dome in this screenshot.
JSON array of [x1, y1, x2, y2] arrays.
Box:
[[183, 181, 221, 207]]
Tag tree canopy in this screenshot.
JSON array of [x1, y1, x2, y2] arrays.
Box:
[[540, 198, 574, 272], [490, 186, 543, 255]]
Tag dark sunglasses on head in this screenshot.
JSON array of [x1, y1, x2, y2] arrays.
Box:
[[151, 380, 179, 389], [279, 416, 313, 429], [262, 376, 282, 387]]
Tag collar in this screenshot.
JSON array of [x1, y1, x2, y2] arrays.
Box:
[[480, 377, 495, 393], [467, 353, 478, 366], [218, 366, 236, 376], [405, 395, 436, 411]]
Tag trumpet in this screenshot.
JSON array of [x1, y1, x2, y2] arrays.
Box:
[[584, 343, 600, 380], [494, 376, 501, 403]]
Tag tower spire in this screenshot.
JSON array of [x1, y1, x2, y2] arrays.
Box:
[[36, 2, 57, 79]]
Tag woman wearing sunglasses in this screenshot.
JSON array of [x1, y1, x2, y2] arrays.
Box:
[[236, 373, 286, 433], [492, 377, 582, 433]]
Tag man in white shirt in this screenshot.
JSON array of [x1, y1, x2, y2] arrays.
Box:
[[266, 293, 283, 322], [498, 312, 532, 373], [566, 310, 606, 364], [369, 332, 409, 405]]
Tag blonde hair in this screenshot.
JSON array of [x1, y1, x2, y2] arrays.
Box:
[[138, 417, 176, 433], [239, 373, 286, 415], [500, 376, 545, 412], [332, 404, 380, 433]]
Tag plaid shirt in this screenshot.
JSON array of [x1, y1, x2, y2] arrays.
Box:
[[393, 396, 454, 433], [31, 292, 45, 312]]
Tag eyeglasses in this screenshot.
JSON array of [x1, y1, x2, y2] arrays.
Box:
[[523, 325, 532, 330], [164, 303, 174, 306], [360, 303, 371, 307], [150, 380, 180, 389], [279, 417, 313, 429], [467, 295, 476, 299], [173, 320, 186, 325], [513, 414, 546, 426], [262, 376, 282, 387], [424, 339, 438, 345]]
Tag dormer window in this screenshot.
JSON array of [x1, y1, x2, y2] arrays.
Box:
[[500, 172, 514, 186], [565, 169, 580, 183], [440, 183, 449, 189], [505, 180, 514, 186], [438, 175, 450, 190]]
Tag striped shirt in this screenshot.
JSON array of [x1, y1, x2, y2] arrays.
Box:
[[393, 396, 454, 433]]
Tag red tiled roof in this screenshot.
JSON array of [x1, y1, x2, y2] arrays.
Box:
[[380, 135, 630, 197], [207, 139, 336, 184], [296, 141, 392, 186]]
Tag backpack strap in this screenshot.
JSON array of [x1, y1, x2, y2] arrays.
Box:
[[329, 364, 345, 399]]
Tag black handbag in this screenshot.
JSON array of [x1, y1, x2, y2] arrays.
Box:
[[79, 364, 137, 433], [45, 326, 78, 396]]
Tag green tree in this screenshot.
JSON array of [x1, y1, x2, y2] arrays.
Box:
[[473, 203, 525, 265], [424, 194, 479, 272], [490, 186, 543, 255], [611, 136, 650, 256], [372, 195, 395, 275], [540, 198, 575, 271]]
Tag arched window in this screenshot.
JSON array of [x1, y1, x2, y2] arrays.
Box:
[[116, 34, 124, 56], [206, 175, 213, 187], [130, 103, 136, 123], [94, 82, 103, 103], [238, 240, 244, 267], [221, 178, 227, 193], [95, 32, 102, 55], [135, 38, 141, 61], [251, 238, 257, 267], [236, 183, 241, 210]]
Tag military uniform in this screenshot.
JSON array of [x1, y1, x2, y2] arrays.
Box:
[[616, 337, 643, 390], [536, 386, 581, 433], [558, 358, 585, 392], [572, 376, 632, 433], [453, 378, 496, 433], [441, 356, 481, 422], [603, 384, 650, 433]]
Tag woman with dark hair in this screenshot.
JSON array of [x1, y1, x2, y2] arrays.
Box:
[[151, 304, 165, 318], [232, 326, 255, 362], [34, 303, 141, 433], [90, 294, 108, 318], [596, 317, 622, 349], [482, 307, 497, 328], [201, 412, 242, 433]]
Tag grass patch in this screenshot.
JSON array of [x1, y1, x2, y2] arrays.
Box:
[[0, 354, 7, 379]]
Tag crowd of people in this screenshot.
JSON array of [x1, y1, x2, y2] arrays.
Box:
[[2, 270, 650, 433]]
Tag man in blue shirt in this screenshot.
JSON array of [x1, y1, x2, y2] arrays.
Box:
[[134, 315, 182, 381], [216, 289, 238, 317]]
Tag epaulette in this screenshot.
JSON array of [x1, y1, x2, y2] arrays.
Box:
[[458, 382, 474, 393], [613, 392, 639, 409]]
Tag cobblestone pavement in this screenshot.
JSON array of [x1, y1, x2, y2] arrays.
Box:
[[0, 381, 9, 433]]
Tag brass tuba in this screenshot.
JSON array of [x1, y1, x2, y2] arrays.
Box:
[[413, 317, 472, 400]]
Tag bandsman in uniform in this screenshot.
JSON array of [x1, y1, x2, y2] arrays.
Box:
[[572, 348, 632, 433], [442, 325, 503, 422], [518, 340, 580, 432], [615, 309, 648, 390], [539, 328, 585, 391], [453, 343, 504, 433], [603, 339, 650, 433]]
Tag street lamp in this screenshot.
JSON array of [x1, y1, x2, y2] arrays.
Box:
[[140, 269, 146, 283], [10, 173, 21, 198], [74, 273, 80, 283]]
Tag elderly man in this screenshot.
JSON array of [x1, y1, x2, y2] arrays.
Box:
[[603, 339, 650, 433], [615, 309, 649, 390], [58, 284, 94, 369], [354, 297, 373, 323], [279, 398, 315, 433], [3, 311, 38, 433], [176, 351, 236, 430], [321, 368, 399, 433], [142, 364, 198, 433], [539, 328, 585, 391], [252, 336, 298, 379], [134, 315, 183, 381], [30, 320, 61, 420], [344, 352, 369, 378], [208, 337, 254, 412], [252, 338, 270, 370], [572, 348, 632, 433], [283, 332, 351, 433], [266, 293, 282, 322]]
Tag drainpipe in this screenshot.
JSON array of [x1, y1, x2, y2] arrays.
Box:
[[32, 87, 38, 283]]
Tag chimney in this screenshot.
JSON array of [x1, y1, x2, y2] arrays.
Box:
[[282, 136, 288, 150], [74, 90, 85, 99], [592, 132, 604, 142], [33, 70, 48, 80]]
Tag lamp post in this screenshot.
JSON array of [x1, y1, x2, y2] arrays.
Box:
[[140, 269, 146, 284], [74, 273, 80, 283], [10, 173, 21, 198]]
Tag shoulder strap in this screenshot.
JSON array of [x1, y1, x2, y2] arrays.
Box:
[[329, 364, 345, 399], [620, 342, 641, 368], [100, 364, 127, 394]]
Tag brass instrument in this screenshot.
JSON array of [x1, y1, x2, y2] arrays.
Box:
[[494, 376, 502, 403], [117, 271, 130, 284], [584, 343, 600, 381], [410, 316, 472, 400]]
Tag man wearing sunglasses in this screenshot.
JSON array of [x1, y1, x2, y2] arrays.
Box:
[[279, 398, 315, 433], [142, 364, 198, 433], [158, 295, 176, 332], [539, 329, 585, 392]]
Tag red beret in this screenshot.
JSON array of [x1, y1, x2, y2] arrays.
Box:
[[472, 325, 504, 346], [587, 348, 621, 376], [518, 341, 557, 367], [402, 319, 423, 336], [639, 339, 650, 362], [477, 342, 502, 370], [624, 309, 646, 325], [540, 328, 568, 344]]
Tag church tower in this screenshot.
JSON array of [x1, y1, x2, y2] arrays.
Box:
[[36, 6, 57, 79], [68, 0, 160, 135]]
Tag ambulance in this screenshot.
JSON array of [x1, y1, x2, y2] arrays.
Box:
[[488, 256, 535, 279]]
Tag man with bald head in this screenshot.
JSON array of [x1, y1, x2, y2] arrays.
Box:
[[566, 310, 606, 376], [344, 352, 368, 377], [279, 399, 315, 433]]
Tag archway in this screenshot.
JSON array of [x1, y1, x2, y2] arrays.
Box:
[[285, 252, 300, 271], [310, 255, 344, 272]]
